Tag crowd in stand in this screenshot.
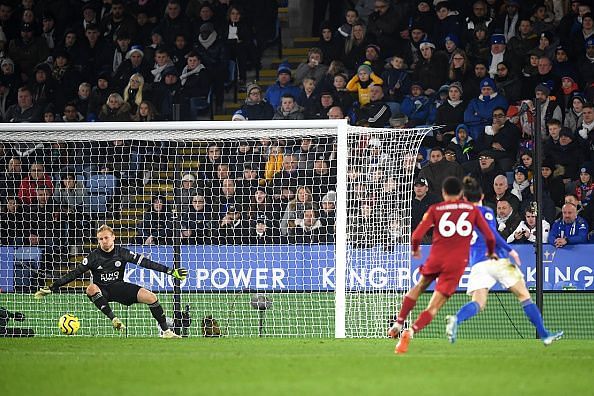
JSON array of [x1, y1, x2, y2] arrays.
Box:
[[3, 0, 594, 254]]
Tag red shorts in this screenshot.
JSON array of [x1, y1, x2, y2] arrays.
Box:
[[419, 258, 467, 297]]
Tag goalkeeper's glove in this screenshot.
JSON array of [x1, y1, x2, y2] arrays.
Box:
[[168, 267, 188, 280], [34, 286, 52, 300]]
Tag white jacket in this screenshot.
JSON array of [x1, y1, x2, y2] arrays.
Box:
[[507, 220, 550, 244]]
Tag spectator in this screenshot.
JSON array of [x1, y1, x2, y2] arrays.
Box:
[[400, 81, 430, 127], [432, 1, 463, 51], [417, 147, 465, 194], [548, 127, 584, 182], [194, 22, 228, 111], [342, 21, 369, 72], [507, 206, 550, 244], [411, 177, 440, 237], [110, 30, 133, 74], [247, 213, 280, 244], [88, 71, 116, 117], [564, 93, 585, 132], [463, 60, 488, 100], [180, 192, 211, 245], [239, 83, 272, 121], [8, 22, 50, 79], [448, 48, 470, 83], [534, 83, 563, 137], [247, 186, 281, 225], [469, 150, 502, 200], [295, 47, 328, 86], [480, 106, 520, 171], [347, 61, 383, 107], [171, 32, 192, 71], [412, 39, 448, 96], [571, 11, 594, 61], [367, 0, 404, 58], [319, 190, 336, 241], [270, 152, 304, 204], [449, 123, 475, 165], [221, 5, 259, 87], [137, 195, 174, 245], [1, 158, 24, 200], [434, 82, 466, 146], [507, 18, 539, 65], [99, 0, 137, 43], [496, 0, 521, 42], [495, 198, 521, 240], [465, 23, 490, 65], [264, 62, 301, 109], [98, 92, 132, 122], [123, 73, 149, 115], [523, 56, 560, 100], [306, 90, 335, 119], [0, 197, 24, 246], [17, 163, 54, 205], [176, 172, 198, 213], [331, 73, 354, 114], [548, 203, 589, 246], [154, 66, 183, 121], [280, 185, 314, 237], [74, 82, 91, 119], [381, 54, 411, 105], [61, 102, 85, 122], [318, 21, 344, 65], [291, 205, 326, 244], [541, 157, 568, 209], [273, 93, 305, 120], [51, 51, 83, 111], [309, 157, 336, 203], [151, 48, 175, 84], [4, 86, 42, 123], [361, 43, 384, 75], [154, 0, 193, 45], [510, 165, 531, 202], [54, 173, 88, 252], [486, 174, 520, 213], [213, 204, 246, 244], [575, 163, 594, 207], [576, 103, 594, 162], [464, 77, 509, 140], [327, 105, 346, 120], [113, 45, 153, 91], [179, 51, 211, 120], [78, 23, 113, 83], [354, 83, 391, 127], [494, 61, 522, 103], [132, 100, 161, 122], [296, 77, 317, 111]]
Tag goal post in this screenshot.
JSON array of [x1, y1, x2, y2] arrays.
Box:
[[0, 120, 429, 338]]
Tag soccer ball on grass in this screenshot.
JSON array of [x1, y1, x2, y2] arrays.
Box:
[[58, 314, 80, 335]]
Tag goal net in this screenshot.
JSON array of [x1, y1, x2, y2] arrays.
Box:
[[0, 120, 428, 338]]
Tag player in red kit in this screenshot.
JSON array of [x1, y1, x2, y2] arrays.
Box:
[[388, 176, 497, 354]]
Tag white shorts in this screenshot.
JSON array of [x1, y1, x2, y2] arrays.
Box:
[[466, 258, 524, 295]]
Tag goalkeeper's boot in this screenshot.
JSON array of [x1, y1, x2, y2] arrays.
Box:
[[112, 317, 126, 332], [161, 329, 182, 339], [445, 315, 458, 344], [395, 329, 412, 354], [387, 322, 402, 339], [542, 330, 564, 346]]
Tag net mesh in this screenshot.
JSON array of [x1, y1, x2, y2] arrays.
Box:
[[0, 121, 428, 337]]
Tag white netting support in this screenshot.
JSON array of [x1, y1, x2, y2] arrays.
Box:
[[0, 120, 430, 338]]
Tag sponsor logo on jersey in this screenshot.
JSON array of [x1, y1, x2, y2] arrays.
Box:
[[97, 265, 103, 269], [115, 260, 122, 267], [82, 257, 88, 266]]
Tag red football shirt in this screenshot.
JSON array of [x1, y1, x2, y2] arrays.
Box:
[[412, 199, 495, 265]]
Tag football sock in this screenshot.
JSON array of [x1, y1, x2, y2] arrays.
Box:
[[456, 301, 481, 324], [521, 299, 548, 338], [148, 300, 168, 331], [411, 310, 434, 333], [396, 295, 417, 325], [88, 292, 115, 320]]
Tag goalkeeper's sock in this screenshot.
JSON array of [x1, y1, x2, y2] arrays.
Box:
[[411, 310, 433, 333], [395, 295, 417, 326], [88, 292, 115, 320], [148, 300, 168, 331], [521, 299, 548, 338], [456, 301, 480, 324]]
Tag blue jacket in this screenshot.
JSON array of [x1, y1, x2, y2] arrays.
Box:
[[547, 216, 589, 245], [401, 94, 431, 126], [463, 93, 509, 140], [264, 82, 301, 108]]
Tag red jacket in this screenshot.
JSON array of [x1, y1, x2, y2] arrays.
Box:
[[17, 175, 54, 204]]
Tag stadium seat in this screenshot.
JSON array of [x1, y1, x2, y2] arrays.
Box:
[[84, 194, 109, 214], [87, 174, 118, 196]]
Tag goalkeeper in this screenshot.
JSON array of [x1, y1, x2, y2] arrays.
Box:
[[445, 177, 563, 346], [35, 225, 188, 338]]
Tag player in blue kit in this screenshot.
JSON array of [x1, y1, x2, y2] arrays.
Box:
[[446, 177, 563, 346]]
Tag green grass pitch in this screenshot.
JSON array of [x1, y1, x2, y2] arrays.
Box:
[[1, 338, 593, 396]]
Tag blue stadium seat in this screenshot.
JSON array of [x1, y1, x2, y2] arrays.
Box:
[[84, 194, 109, 214], [86, 174, 118, 196]]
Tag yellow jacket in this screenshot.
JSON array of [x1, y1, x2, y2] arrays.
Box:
[[346, 73, 383, 106]]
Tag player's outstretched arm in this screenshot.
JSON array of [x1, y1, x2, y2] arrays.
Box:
[[128, 249, 188, 280], [34, 264, 88, 299]]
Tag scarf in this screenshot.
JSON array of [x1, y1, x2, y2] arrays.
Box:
[[448, 99, 462, 107], [52, 65, 67, 81], [179, 63, 205, 86], [503, 13, 518, 42], [198, 31, 217, 50], [578, 120, 594, 139], [151, 61, 173, 82]]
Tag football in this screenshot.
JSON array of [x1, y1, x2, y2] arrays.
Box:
[[58, 314, 80, 335]]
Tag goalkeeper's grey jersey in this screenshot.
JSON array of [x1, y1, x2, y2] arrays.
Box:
[[83, 246, 169, 285]]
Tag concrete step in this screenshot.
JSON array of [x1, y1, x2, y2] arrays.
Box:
[[294, 37, 319, 48], [282, 47, 309, 57], [120, 209, 144, 217], [214, 114, 232, 121], [143, 183, 174, 193]]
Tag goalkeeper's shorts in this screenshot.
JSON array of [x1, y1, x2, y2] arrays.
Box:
[[98, 282, 142, 306], [466, 258, 524, 295]]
